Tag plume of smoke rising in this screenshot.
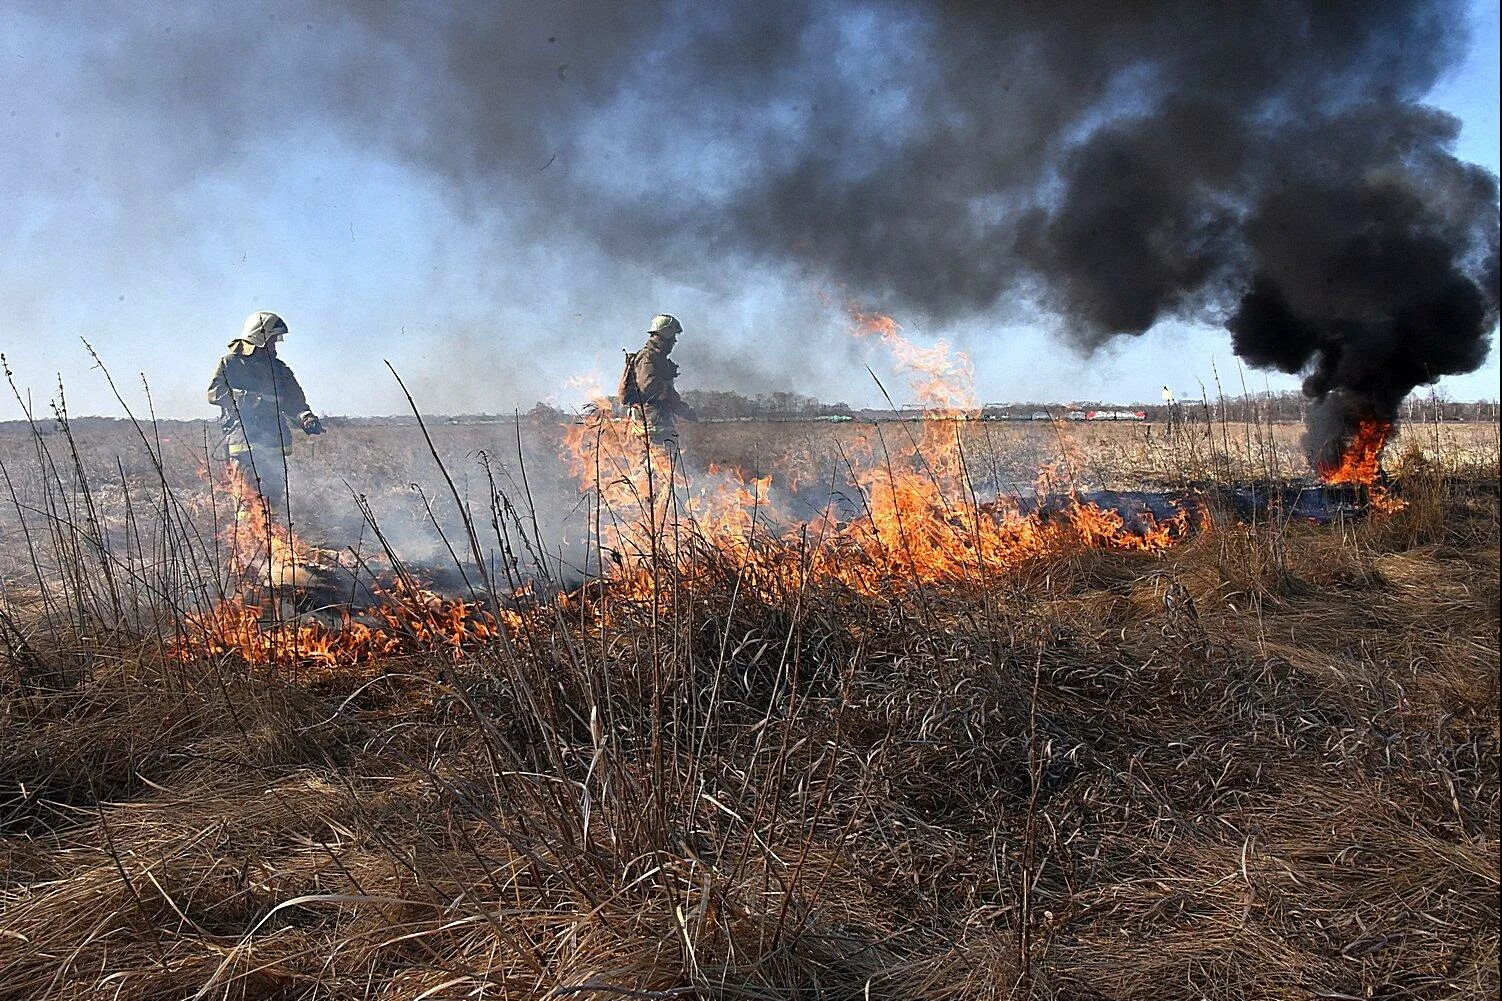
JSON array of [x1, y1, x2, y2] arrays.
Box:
[[52, 0, 1502, 462], [1225, 107, 1499, 463]]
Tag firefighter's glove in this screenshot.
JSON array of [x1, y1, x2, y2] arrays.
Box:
[[300, 412, 325, 436]]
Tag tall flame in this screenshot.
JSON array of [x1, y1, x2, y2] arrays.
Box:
[[1316, 418, 1391, 487], [215, 462, 313, 591], [848, 307, 978, 413]]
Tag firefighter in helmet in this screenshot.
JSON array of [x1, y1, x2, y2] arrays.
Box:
[[622, 313, 695, 443], [207, 311, 324, 508]]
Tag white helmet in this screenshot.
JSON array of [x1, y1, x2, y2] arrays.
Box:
[[235, 311, 289, 348], [648, 313, 682, 337]]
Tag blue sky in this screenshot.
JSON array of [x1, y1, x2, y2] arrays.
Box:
[[0, 1, 1496, 418]]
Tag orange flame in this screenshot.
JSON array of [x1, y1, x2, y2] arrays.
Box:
[[172, 584, 520, 670], [1316, 418, 1391, 487], [558, 306, 1193, 607], [179, 306, 1199, 670], [214, 462, 315, 590], [848, 307, 978, 413], [176, 463, 523, 668], [1316, 418, 1405, 513]]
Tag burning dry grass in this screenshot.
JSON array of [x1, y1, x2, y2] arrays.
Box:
[[0, 355, 1498, 1000], [1, 459, 1497, 999]]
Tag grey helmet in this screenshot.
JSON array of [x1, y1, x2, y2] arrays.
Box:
[[647, 313, 682, 338], [235, 311, 290, 349]]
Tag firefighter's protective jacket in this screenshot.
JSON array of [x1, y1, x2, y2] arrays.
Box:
[[631, 336, 689, 429], [207, 346, 312, 456]]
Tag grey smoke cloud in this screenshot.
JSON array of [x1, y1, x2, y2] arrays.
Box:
[[15, 1, 1501, 458]]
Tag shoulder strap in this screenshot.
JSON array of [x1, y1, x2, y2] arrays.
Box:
[[618, 350, 642, 404]]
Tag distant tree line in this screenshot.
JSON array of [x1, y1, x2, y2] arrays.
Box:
[[680, 390, 854, 420], [676, 388, 1500, 423], [1144, 389, 1499, 425]]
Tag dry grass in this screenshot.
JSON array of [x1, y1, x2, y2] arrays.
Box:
[[0, 413, 1497, 1000]]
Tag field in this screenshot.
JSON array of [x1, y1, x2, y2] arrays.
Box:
[[0, 413, 1498, 1000]]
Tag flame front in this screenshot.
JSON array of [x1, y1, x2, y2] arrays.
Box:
[[178, 307, 1199, 669], [175, 583, 520, 670], [174, 464, 521, 669], [561, 306, 1192, 604]]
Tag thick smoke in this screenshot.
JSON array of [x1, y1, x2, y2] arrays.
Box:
[[1225, 107, 1499, 464], [74, 0, 1499, 461]]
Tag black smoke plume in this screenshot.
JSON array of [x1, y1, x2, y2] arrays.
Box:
[[1226, 107, 1499, 466], [71, 1, 1500, 462]]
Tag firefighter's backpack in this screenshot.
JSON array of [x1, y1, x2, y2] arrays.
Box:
[[617, 350, 644, 407]]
